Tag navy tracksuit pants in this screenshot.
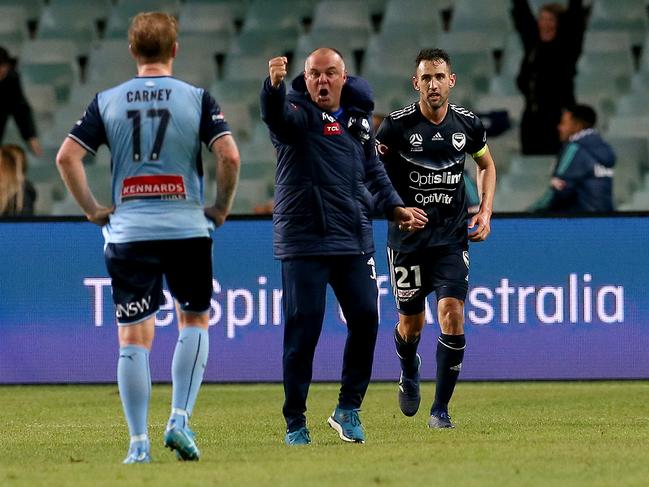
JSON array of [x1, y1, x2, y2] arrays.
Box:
[[281, 254, 379, 432]]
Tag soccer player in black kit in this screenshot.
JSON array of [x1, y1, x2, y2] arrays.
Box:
[[376, 48, 496, 428]]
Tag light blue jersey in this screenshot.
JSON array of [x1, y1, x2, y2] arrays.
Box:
[[69, 76, 231, 243]]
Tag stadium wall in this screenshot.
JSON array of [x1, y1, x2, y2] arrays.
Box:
[[0, 215, 646, 383]]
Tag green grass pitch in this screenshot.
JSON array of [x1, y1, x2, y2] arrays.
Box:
[[2, 381, 649, 486]]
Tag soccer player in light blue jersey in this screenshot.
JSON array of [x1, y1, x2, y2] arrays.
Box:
[[56, 12, 240, 463]]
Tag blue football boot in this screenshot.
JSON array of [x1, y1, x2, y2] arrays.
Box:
[[164, 423, 200, 461], [285, 426, 311, 445], [327, 407, 366, 443]]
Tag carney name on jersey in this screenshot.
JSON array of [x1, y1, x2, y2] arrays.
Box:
[[376, 102, 487, 252], [68, 76, 231, 244]]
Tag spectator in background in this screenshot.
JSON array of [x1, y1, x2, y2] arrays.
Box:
[[252, 199, 274, 214], [0, 144, 36, 216], [530, 104, 615, 213], [0, 46, 43, 157], [511, 0, 587, 155]]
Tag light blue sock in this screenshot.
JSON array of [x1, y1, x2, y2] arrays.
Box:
[[168, 327, 209, 429], [117, 345, 151, 447]]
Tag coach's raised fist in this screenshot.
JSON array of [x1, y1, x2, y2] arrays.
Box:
[[269, 56, 288, 88]]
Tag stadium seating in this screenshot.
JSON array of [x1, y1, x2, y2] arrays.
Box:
[[239, 160, 276, 181], [580, 30, 635, 69], [633, 34, 649, 86], [309, 0, 372, 50], [230, 178, 274, 215], [291, 32, 358, 78], [588, 0, 649, 46], [228, 29, 299, 60], [618, 171, 649, 210], [19, 40, 79, 103], [606, 115, 649, 138], [183, 0, 250, 22], [615, 91, 649, 116], [363, 28, 428, 79], [450, 0, 511, 36], [482, 128, 518, 175], [607, 135, 649, 205], [488, 74, 519, 97], [435, 31, 500, 94], [172, 35, 221, 89], [0, 0, 42, 22], [216, 99, 253, 141], [0, 6, 29, 56], [22, 84, 57, 134], [178, 2, 236, 36], [33, 181, 56, 215], [242, 0, 314, 37], [380, 0, 444, 39], [575, 30, 635, 122], [475, 94, 524, 126], [36, 0, 111, 56], [51, 191, 84, 216], [498, 32, 523, 77], [210, 48, 268, 134], [8, 0, 649, 214], [104, 0, 180, 39], [582, 30, 632, 54], [86, 39, 137, 87], [361, 29, 423, 113], [494, 155, 554, 211]]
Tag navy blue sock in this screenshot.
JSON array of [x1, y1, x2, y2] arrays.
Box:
[[394, 324, 421, 377], [432, 334, 465, 413]]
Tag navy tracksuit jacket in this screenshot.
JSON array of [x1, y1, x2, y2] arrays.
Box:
[[260, 74, 403, 430]]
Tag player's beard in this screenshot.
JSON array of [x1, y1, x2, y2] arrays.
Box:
[[423, 92, 446, 112]]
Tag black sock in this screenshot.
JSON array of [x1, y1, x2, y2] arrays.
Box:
[[393, 324, 420, 377], [432, 334, 466, 413]]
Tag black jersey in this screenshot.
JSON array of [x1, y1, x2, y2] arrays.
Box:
[[376, 102, 487, 252]]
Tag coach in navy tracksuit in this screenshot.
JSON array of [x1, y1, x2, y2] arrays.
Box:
[[260, 48, 426, 445], [531, 104, 615, 212]]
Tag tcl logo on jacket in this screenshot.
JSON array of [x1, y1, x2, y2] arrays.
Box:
[[323, 122, 342, 135]]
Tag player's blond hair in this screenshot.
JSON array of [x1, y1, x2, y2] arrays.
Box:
[[128, 12, 177, 63], [0, 146, 25, 214]]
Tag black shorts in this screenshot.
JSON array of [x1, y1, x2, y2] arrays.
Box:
[[105, 237, 213, 325], [387, 244, 469, 316]]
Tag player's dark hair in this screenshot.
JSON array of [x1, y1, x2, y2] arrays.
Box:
[[0, 45, 15, 67], [0, 46, 10, 65], [415, 48, 452, 70], [566, 104, 597, 128]]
